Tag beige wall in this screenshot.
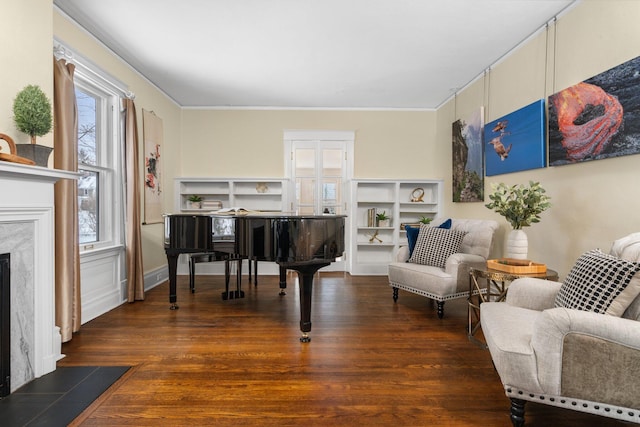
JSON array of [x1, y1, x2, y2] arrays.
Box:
[[53, 9, 183, 272], [1, 0, 54, 149], [181, 109, 437, 179], [441, 0, 640, 277]]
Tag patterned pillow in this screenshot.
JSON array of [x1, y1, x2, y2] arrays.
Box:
[[555, 249, 640, 314], [408, 225, 466, 268]]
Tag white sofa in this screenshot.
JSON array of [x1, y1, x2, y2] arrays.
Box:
[[388, 218, 498, 318], [481, 233, 640, 426]]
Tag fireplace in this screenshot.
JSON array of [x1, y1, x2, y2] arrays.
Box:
[[0, 162, 78, 392], [0, 253, 9, 397]]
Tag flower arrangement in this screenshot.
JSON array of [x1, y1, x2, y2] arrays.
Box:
[[485, 181, 551, 229]]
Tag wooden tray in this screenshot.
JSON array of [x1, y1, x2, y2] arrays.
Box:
[[486, 258, 547, 274]]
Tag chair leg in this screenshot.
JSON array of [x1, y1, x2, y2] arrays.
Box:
[[189, 257, 196, 293], [392, 287, 399, 302], [436, 301, 444, 318], [509, 398, 526, 427]]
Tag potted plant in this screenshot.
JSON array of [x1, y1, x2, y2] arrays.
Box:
[[188, 195, 203, 209], [485, 181, 551, 259], [376, 211, 390, 227], [12, 85, 53, 166], [419, 216, 432, 225]]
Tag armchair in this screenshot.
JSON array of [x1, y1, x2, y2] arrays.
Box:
[[481, 232, 640, 426], [388, 218, 498, 318]]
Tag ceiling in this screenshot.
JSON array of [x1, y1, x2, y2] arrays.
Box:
[[54, 0, 576, 110]]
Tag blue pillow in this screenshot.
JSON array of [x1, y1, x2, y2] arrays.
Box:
[[438, 218, 452, 229], [405, 225, 420, 258]]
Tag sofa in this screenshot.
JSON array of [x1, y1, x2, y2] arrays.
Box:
[[481, 232, 640, 426], [388, 218, 499, 318]]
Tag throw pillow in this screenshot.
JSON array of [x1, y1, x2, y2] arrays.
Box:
[[405, 225, 420, 258], [408, 225, 466, 268], [555, 249, 640, 314], [437, 218, 452, 229]]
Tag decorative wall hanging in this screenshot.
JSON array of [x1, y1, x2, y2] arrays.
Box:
[[484, 99, 546, 176], [549, 55, 640, 166], [142, 109, 163, 224], [452, 107, 484, 201]]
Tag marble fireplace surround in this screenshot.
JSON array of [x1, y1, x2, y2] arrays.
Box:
[[0, 162, 78, 392]]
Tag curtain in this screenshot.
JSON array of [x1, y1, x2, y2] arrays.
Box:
[[53, 57, 81, 342], [123, 98, 145, 302]]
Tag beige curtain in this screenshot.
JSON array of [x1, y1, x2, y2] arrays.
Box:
[[53, 57, 81, 342], [123, 98, 145, 302]]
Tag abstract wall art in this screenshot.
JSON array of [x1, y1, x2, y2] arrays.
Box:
[[484, 99, 546, 176], [452, 107, 484, 202], [549, 55, 640, 166]]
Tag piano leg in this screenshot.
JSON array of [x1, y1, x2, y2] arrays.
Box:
[[166, 253, 179, 310], [288, 262, 330, 343], [279, 266, 287, 295]]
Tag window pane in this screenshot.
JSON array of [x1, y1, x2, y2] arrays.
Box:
[[76, 89, 97, 166], [78, 169, 99, 244]]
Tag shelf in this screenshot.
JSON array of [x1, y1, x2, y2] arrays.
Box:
[[350, 179, 443, 275]]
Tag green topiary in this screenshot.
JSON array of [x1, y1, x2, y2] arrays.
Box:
[[13, 85, 53, 144]]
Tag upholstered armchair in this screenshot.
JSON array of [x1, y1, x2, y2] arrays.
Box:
[[481, 232, 640, 426], [388, 218, 498, 318]]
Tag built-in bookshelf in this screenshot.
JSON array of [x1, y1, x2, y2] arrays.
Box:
[[175, 178, 286, 213], [350, 179, 443, 275]]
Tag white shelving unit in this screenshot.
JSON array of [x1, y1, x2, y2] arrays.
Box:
[[349, 179, 443, 275], [175, 177, 286, 213]]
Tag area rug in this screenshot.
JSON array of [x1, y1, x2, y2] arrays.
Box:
[[0, 366, 130, 427]]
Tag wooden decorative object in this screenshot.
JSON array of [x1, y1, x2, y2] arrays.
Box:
[[486, 258, 547, 274], [411, 187, 424, 202], [0, 133, 36, 165]]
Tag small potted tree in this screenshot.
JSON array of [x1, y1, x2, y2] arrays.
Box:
[[12, 85, 53, 166]]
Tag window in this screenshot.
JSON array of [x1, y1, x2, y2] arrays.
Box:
[[74, 69, 123, 251]]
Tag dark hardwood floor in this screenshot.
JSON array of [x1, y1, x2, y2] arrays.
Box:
[[59, 272, 628, 426]]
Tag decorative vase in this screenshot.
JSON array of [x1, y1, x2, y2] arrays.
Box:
[[506, 229, 528, 259], [15, 144, 53, 167]]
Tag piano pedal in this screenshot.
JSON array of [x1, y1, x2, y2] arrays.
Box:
[[221, 290, 245, 300]]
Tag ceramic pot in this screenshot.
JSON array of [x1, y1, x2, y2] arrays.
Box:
[[378, 219, 390, 227], [506, 229, 528, 259], [15, 144, 53, 167]]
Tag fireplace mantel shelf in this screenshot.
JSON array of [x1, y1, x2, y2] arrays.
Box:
[[0, 162, 79, 183]]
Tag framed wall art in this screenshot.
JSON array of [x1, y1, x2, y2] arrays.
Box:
[[484, 99, 546, 176], [142, 109, 163, 224], [549, 55, 640, 166], [452, 107, 484, 202]]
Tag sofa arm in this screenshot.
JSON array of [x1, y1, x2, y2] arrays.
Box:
[[532, 307, 640, 399], [446, 253, 486, 293], [505, 278, 562, 311], [395, 246, 410, 262]]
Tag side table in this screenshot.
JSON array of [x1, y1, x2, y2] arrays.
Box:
[[467, 261, 558, 347]]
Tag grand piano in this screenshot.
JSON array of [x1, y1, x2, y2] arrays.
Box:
[[164, 212, 346, 342]]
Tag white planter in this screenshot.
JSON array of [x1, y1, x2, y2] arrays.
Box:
[[189, 201, 202, 209], [378, 219, 390, 227], [506, 229, 528, 259]]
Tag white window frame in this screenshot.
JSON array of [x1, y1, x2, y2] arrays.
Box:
[[55, 39, 126, 254]]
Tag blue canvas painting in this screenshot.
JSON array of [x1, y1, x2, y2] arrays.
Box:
[[484, 99, 546, 176]]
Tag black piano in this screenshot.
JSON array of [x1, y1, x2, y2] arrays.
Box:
[[164, 213, 346, 342]]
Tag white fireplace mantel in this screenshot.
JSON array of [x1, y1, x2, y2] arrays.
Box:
[[0, 162, 79, 391]]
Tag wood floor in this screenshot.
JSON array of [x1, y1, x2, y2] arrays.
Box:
[[59, 272, 628, 426]]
